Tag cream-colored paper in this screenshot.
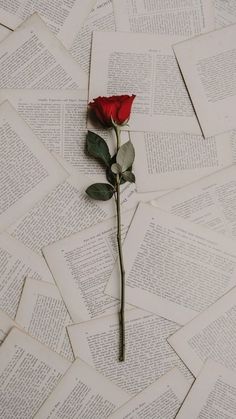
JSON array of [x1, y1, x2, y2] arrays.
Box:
[[0, 0, 95, 48], [67, 309, 193, 396], [176, 359, 236, 418], [0, 13, 87, 89], [0, 309, 18, 345], [43, 210, 134, 323], [132, 131, 232, 191], [152, 165, 236, 238], [89, 31, 201, 134], [7, 173, 109, 253], [0, 327, 70, 419], [214, 0, 236, 28], [70, 0, 115, 74], [0, 89, 130, 176], [173, 24, 236, 137], [35, 359, 130, 418], [110, 368, 191, 419], [0, 101, 67, 231], [0, 233, 53, 319], [168, 286, 236, 376], [54, 151, 172, 203], [8, 160, 166, 254], [0, 24, 11, 42], [16, 278, 74, 361], [54, 151, 172, 201], [113, 0, 214, 35], [106, 202, 236, 325]]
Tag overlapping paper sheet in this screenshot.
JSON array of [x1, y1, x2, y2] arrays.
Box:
[[1, 0, 236, 418]]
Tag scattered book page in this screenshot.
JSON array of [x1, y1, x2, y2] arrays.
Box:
[[0, 233, 53, 319], [176, 359, 236, 418], [7, 158, 167, 255], [168, 286, 236, 377], [132, 131, 232, 192], [0, 327, 70, 419], [0, 24, 11, 42], [0, 13, 87, 89], [0, 101, 67, 232], [43, 210, 134, 323], [152, 165, 236, 238], [173, 24, 236, 137], [230, 130, 236, 162], [0, 0, 95, 47], [35, 358, 130, 419], [106, 202, 236, 325], [89, 31, 201, 134], [214, 0, 236, 28], [110, 368, 191, 419], [0, 89, 131, 176], [57, 0, 96, 49], [7, 173, 109, 254], [0, 308, 18, 345], [113, 0, 214, 35], [54, 150, 173, 201], [16, 278, 74, 361], [53, 152, 172, 202], [70, 0, 115, 74], [67, 309, 193, 397]]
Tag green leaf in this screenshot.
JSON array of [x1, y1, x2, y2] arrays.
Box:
[[86, 131, 111, 166], [86, 183, 114, 201], [122, 171, 135, 183], [117, 141, 135, 172], [111, 163, 122, 174], [106, 166, 116, 186], [106, 155, 127, 186]]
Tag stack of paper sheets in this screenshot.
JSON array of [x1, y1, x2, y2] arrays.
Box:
[[1, 0, 236, 417]]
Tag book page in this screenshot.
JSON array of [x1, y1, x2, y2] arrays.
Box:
[[113, 0, 214, 35], [16, 278, 74, 361], [0, 89, 130, 176], [153, 165, 236, 238], [0, 24, 11, 42], [214, 0, 236, 28], [53, 152, 172, 202], [0, 233, 53, 319], [0, 13, 87, 89], [8, 164, 163, 254], [0, 327, 70, 419], [89, 31, 201, 134], [132, 131, 232, 191], [0, 101, 67, 231], [106, 202, 236, 325], [67, 309, 193, 396], [173, 24, 236, 137], [0, 309, 18, 345], [43, 210, 134, 323], [35, 359, 130, 418], [168, 286, 236, 376], [176, 359, 236, 418], [110, 368, 190, 419], [0, 0, 95, 47], [7, 173, 109, 254], [70, 0, 115, 74]]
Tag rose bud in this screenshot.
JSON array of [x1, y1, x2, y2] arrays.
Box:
[[89, 95, 136, 128]]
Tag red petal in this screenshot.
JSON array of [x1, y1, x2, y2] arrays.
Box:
[[117, 95, 136, 124]]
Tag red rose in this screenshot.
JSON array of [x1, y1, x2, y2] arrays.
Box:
[[89, 95, 136, 128]]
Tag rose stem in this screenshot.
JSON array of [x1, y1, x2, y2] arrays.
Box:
[[114, 125, 125, 362]]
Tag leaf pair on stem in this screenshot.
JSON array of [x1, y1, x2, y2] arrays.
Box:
[[86, 130, 135, 201]]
